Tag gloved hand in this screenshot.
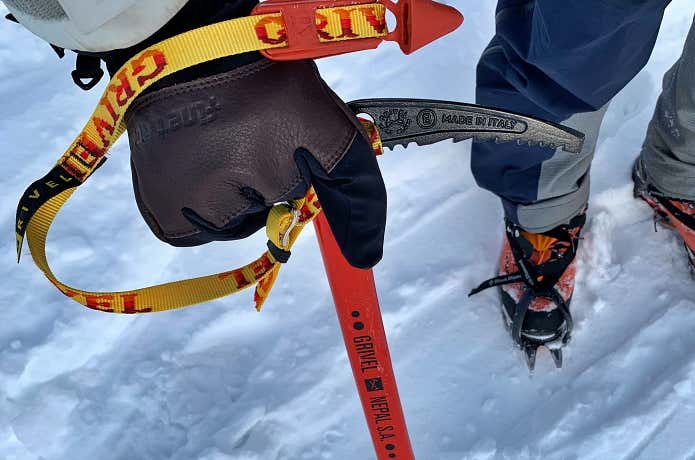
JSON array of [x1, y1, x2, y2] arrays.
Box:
[[123, 56, 387, 268]]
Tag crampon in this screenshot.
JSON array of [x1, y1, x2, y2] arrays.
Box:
[[469, 213, 586, 370], [634, 160, 695, 273]]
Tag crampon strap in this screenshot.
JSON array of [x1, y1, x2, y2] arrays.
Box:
[[14, 1, 404, 314]]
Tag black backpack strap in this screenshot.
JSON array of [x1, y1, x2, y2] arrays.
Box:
[[51, 44, 66, 58], [71, 54, 104, 91]]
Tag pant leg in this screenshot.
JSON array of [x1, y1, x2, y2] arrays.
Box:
[[638, 15, 695, 201], [473, 0, 671, 232]]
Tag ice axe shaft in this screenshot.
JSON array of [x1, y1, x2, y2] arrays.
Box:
[[314, 214, 415, 460]]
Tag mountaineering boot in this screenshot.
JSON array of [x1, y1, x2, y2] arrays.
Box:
[[469, 212, 586, 370], [633, 159, 695, 272]]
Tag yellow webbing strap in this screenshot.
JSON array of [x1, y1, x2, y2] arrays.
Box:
[[16, 6, 387, 314]]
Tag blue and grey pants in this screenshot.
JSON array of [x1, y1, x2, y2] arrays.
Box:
[[474, 0, 695, 232]]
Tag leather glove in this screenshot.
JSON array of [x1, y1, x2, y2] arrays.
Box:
[[124, 56, 386, 268]]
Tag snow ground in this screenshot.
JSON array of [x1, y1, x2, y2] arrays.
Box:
[[1, 2, 694, 459]]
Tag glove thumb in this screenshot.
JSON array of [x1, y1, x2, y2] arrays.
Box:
[[295, 134, 386, 269]]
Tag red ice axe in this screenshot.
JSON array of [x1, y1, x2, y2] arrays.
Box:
[[315, 214, 415, 460], [316, 99, 585, 460]]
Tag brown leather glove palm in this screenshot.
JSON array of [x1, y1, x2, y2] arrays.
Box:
[[124, 57, 387, 268]]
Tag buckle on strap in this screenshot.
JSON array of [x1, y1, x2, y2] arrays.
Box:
[[251, 0, 463, 61]]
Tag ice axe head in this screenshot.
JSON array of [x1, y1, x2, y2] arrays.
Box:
[[385, 0, 464, 54]]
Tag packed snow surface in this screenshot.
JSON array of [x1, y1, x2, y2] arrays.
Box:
[[1, 2, 694, 459]]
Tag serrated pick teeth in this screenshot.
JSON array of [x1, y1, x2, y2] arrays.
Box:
[[384, 134, 573, 152]]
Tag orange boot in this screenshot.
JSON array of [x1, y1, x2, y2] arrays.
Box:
[[470, 212, 586, 370], [634, 160, 695, 271]]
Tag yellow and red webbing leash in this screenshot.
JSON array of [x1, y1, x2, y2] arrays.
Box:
[[16, 2, 393, 313]]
